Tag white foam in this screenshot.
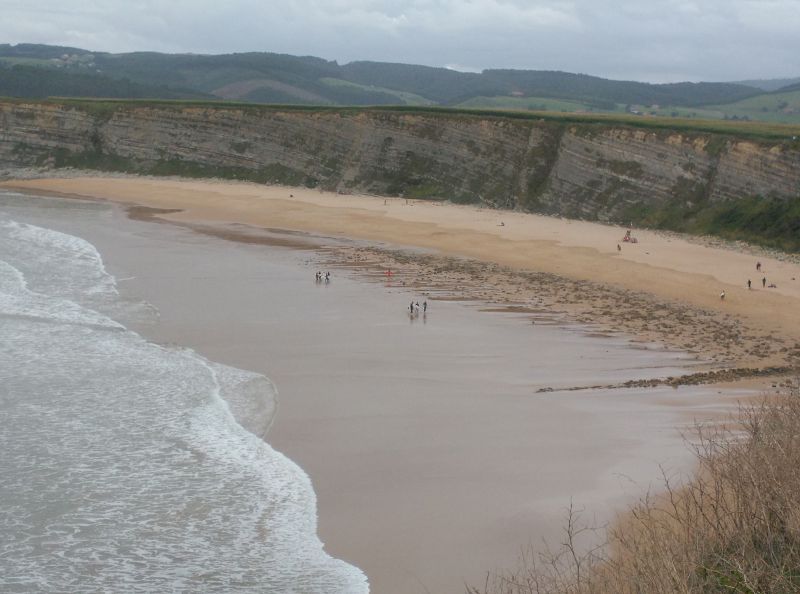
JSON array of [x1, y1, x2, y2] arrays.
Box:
[[0, 215, 368, 593], [0, 259, 123, 329], [0, 219, 118, 302]]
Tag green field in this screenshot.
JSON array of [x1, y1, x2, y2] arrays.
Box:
[[455, 92, 800, 126], [708, 89, 800, 124], [319, 78, 434, 106], [633, 90, 800, 125], [456, 95, 624, 113], [644, 105, 726, 119], [4, 43, 799, 124]]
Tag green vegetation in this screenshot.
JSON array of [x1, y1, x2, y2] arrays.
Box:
[[0, 63, 208, 100], [734, 76, 800, 91], [465, 90, 800, 126], [631, 90, 800, 126], [340, 62, 762, 107], [642, 105, 726, 120], [622, 189, 800, 253], [373, 149, 457, 199], [6, 96, 799, 252], [456, 95, 624, 113], [699, 194, 800, 252], [471, 389, 800, 594], [707, 89, 800, 124], [478, 69, 761, 107], [44, 144, 318, 188], [0, 57, 59, 67], [3, 43, 800, 126], [0, 43, 91, 59], [3, 42, 795, 120], [319, 78, 434, 106], [30, 97, 799, 141]]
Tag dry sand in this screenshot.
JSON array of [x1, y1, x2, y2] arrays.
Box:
[[4, 176, 800, 374], [4, 176, 800, 593]]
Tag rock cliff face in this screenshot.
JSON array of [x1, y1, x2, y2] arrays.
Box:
[[2, 100, 799, 230]]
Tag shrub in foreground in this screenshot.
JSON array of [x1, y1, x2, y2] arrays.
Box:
[[470, 383, 800, 594]]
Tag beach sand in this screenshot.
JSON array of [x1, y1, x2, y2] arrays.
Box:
[[5, 176, 800, 373], [3, 177, 799, 592]]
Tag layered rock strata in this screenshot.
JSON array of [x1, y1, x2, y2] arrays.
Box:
[[1, 101, 798, 225]]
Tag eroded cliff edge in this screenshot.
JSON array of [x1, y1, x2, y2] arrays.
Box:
[[2, 100, 799, 249]]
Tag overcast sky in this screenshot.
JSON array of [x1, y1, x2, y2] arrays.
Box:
[[3, 0, 799, 83]]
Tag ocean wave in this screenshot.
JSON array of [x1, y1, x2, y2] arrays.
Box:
[[0, 216, 368, 593]]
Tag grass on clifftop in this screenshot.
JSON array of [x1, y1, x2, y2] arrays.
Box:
[[5, 96, 799, 252], [9, 96, 800, 142]]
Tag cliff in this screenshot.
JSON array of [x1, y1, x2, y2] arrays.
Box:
[[2, 100, 799, 249]]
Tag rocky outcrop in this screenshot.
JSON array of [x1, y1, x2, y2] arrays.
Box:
[[1, 100, 798, 229]]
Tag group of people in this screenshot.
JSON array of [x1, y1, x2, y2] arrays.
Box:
[[314, 271, 432, 319], [722, 261, 777, 300], [409, 300, 428, 316], [746, 276, 772, 290], [748, 261, 777, 289]]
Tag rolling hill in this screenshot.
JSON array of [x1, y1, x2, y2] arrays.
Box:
[[0, 43, 798, 123]]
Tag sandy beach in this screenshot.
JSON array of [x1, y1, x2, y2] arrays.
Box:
[[4, 176, 800, 373], [3, 176, 800, 593]]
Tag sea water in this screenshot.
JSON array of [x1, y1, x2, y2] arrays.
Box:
[[0, 210, 368, 592]]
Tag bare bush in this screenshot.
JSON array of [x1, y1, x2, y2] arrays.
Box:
[[469, 382, 800, 594]]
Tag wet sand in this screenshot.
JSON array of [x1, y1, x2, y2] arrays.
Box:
[[2, 178, 797, 592], [4, 176, 800, 374]]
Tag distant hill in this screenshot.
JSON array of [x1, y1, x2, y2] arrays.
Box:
[[1, 43, 798, 123], [0, 63, 208, 100], [733, 77, 800, 92], [0, 43, 92, 59]]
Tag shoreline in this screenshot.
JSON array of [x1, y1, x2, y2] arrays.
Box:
[[0, 180, 776, 591], [309, 240, 798, 385], [3, 175, 799, 384]]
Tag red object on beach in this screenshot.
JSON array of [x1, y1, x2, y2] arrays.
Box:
[[621, 229, 638, 243], [384, 269, 394, 276]]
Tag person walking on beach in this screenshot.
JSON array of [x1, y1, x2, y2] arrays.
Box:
[[747, 279, 752, 289], [720, 290, 725, 301], [757, 261, 761, 271], [763, 277, 767, 288], [423, 300, 427, 313]]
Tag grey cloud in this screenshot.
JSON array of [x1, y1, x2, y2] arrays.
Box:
[[1, 0, 798, 82]]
